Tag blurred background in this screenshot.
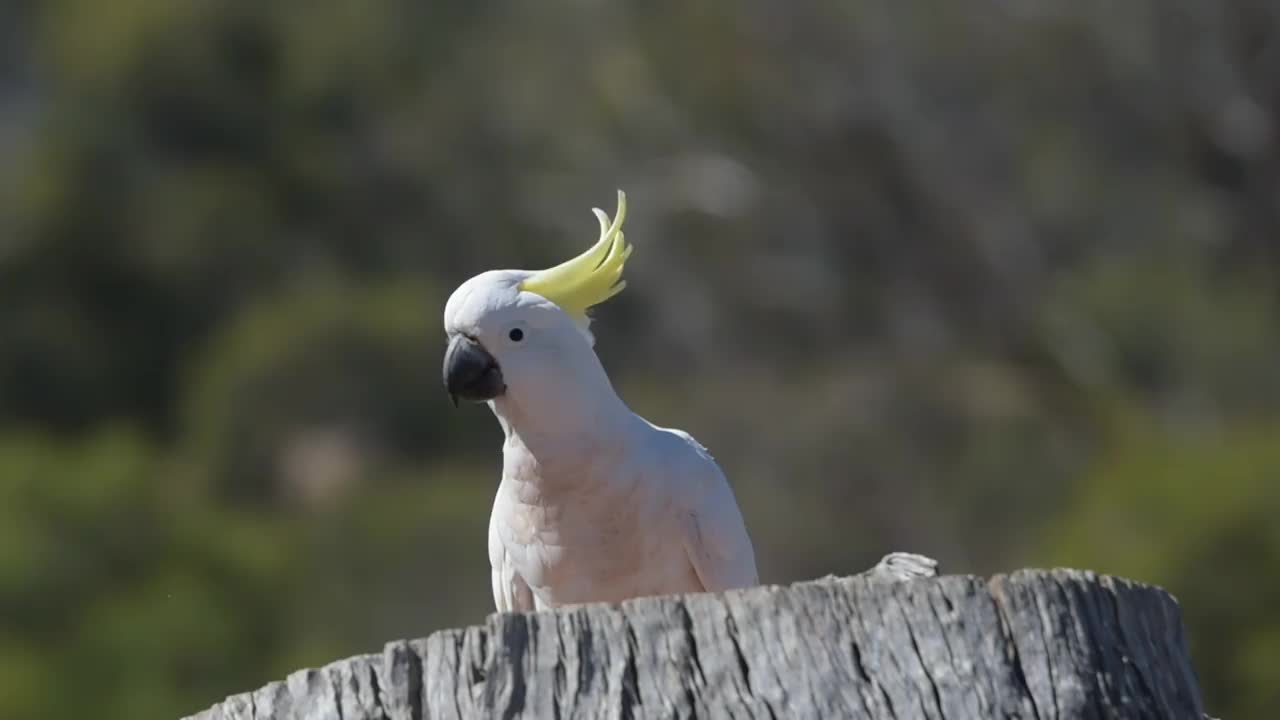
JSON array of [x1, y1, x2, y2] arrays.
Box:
[[1, 1, 1277, 718]]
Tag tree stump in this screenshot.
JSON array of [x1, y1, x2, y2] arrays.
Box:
[[184, 554, 1208, 719]]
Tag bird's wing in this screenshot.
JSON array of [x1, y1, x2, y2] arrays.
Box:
[[668, 431, 760, 592], [490, 559, 535, 612], [489, 493, 536, 612]]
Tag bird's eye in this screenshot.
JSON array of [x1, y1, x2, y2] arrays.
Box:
[[508, 328, 524, 342]]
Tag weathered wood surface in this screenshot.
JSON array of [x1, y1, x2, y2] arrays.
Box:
[[185, 554, 1207, 719]]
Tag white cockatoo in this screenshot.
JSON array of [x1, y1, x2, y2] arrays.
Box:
[[442, 191, 758, 611]]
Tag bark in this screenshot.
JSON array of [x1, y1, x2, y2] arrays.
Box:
[[184, 554, 1207, 719]]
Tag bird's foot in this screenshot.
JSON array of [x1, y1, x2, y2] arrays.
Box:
[[868, 552, 940, 582]]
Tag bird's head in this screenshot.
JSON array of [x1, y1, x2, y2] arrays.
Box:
[[442, 191, 633, 410]]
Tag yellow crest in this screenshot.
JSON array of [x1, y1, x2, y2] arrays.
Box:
[[520, 190, 633, 321]]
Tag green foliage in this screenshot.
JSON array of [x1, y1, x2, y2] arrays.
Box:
[[1044, 409, 1280, 718], [1, 1, 1278, 718], [0, 428, 290, 719], [180, 278, 463, 503]]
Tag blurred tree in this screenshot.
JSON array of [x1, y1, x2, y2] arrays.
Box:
[[0, 428, 291, 719], [181, 278, 460, 505], [1045, 406, 1280, 719]]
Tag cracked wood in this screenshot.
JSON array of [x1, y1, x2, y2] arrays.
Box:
[[185, 563, 1207, 719]]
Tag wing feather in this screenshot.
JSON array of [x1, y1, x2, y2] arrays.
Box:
[[670, 431, 759, 591], [489, 492, 536, 612]]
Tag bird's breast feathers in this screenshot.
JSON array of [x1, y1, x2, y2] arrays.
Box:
[[489, 426, 749, 607]]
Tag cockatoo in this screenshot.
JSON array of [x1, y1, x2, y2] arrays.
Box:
[[442, 191, 758, 611]]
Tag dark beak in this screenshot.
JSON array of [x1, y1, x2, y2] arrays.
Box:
[[443, 335, 506, 407]]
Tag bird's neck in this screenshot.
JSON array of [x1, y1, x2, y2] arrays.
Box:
[[490, 380, 638, 485]]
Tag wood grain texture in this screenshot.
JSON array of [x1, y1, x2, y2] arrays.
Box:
[[185, 557, 1207, 719]]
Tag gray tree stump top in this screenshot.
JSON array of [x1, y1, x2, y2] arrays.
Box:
[[185, 555, 1208, 719]]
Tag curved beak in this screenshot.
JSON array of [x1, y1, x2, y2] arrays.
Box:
[[443, 335, 506, 407]]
